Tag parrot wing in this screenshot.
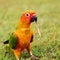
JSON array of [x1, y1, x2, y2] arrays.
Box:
[[3, 33, 18, 49], [9, 33, 18, 49], [30, 35, 33, 43]]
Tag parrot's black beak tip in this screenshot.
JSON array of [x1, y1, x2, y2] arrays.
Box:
[[30, 14, 37, 23]]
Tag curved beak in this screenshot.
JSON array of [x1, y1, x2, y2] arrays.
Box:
[[30, 14, 37, 22]]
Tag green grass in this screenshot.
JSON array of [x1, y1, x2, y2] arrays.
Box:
[[0, 0, 60, 60]]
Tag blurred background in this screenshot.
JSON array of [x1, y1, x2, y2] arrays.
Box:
[[0, 0, 60, 60]]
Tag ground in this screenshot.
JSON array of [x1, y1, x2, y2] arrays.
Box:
[[0, 0, 60, 60]]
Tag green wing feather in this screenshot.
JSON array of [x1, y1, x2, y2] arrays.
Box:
[[9, 33, 18, 49]]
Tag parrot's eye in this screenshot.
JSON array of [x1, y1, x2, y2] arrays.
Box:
[[25, 13, 30, 17]]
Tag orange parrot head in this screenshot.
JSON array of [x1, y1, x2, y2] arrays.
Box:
[[19, 10, 37, 25]]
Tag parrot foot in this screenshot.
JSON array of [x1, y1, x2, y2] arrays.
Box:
[[16, 56, 20, 60], [30, 55, 39, 60]]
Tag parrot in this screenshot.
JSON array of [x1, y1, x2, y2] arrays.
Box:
[[3, 10, 38, 60]]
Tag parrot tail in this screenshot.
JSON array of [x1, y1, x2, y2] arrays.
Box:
[[3, 40, 9, 44]]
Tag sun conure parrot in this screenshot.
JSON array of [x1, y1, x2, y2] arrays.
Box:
[[3, 10, 38, 60]]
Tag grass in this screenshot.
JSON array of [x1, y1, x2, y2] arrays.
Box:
[[0, 0, 60, 60]]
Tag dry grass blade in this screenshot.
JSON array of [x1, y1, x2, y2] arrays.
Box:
[[35, 22, 41, 40]]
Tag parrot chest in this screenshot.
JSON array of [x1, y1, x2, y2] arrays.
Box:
[[14, 29, 33, 49], [19, 30, 32, 47]]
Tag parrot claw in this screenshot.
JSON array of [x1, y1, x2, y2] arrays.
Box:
[[30, 55, 39, 60], [17, 58, 20, 60], [16, 57, 20, 60]]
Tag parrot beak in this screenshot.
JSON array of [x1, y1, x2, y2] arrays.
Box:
[[30, 14, 37, 22]]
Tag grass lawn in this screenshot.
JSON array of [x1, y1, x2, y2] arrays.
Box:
[[0, 0, 60, 60]]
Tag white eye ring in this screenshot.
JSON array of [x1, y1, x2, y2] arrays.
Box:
[[25, 13, 30, 17]]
